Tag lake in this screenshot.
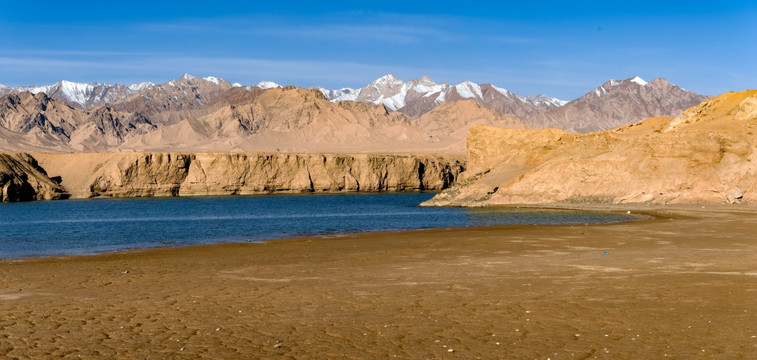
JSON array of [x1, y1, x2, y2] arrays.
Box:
[[0, 193, 638, 258]]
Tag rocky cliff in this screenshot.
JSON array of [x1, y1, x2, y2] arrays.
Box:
[[0, 153, 68, 202], [423, 90, 757, 207], [31, 152, 464, 199]]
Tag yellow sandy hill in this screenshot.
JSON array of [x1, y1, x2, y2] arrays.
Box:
[[424, 90, 757, 206]]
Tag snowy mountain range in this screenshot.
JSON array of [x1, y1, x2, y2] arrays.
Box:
[[0, 73, 707, 133], [317, 74, 567, 114], [0, 74, 246, 109]]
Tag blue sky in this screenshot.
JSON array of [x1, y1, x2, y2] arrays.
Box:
[[0, 1, 754, 100]]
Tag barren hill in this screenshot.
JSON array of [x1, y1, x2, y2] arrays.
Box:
[[0, 86, 526, 154], [529, 77, 709, 132], [423, 90, 757, 206], [0, 92, 154, 152], [118, 87, 528, 153]]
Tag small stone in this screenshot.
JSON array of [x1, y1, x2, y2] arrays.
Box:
[[274, 344, 282, 349], [727, 187, 743, 204], [448, 349, 454, 353]]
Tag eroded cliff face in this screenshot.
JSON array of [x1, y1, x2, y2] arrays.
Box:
[[0, 153, 68, 202], [32, 152, 464, 199], [424, 90, 757, 207]]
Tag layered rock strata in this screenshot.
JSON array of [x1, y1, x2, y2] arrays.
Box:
[[0, 153, 68, 201], [27, 152, 464, 200]]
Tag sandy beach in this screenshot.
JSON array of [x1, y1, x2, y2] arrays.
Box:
[[1, 207, 757, 359]]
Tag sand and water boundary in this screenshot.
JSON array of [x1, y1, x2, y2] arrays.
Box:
[[1, 205, 756, 358]]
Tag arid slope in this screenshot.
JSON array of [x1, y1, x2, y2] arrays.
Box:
[[118, 88, 526, 154], [424, 90, 757, 206]]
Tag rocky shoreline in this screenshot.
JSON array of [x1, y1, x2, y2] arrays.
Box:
[[0, 152, 464, 202]]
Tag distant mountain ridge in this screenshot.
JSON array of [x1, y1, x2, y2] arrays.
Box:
[[317, 74, 568, 118], [529, 76, 709, 132], [0, 86, 525, 153], [0, 73, 710, 153]]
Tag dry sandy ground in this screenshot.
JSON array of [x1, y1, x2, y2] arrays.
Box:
[[1, 207, 757, 359]]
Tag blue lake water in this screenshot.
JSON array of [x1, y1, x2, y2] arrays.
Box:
[[0, 193, 637, 258]]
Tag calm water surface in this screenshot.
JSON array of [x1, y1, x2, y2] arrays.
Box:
[[0, 193, 637, 258]]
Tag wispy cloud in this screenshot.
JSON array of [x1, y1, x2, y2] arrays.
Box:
[[136, 13, 467, 44], [256, 24, 456, 44]]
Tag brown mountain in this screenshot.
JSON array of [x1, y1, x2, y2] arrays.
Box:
[[0, 92, 85, 145], [0, 92, 156, 152], [0, 75, 710, 154], [0, 80, 137, 108], [321, 75, 708, 132], [528, 77, 710, 132], [423, 89, 757, 206], [2, 74, 709, 135], [118, 87, 526, 153], [109, 74, 234, 117]]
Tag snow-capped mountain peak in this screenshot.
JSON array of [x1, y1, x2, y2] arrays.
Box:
[[232, 82, 243, 87], [56, 80, 96, 107], [491, 85, 514, 99], [254, 81, 281, 90], [373, 74, 401, 85], [318, 87, 361, 102], [128, 82, 154, 92], [454, 80, 483, 99], [203, 76, 222, 85], [523, 94, 568, 107], [628, 76, 648, 86], [409, 76, 447, 95], [593, 76, 651, 97], [367, 75, 405, 94]]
